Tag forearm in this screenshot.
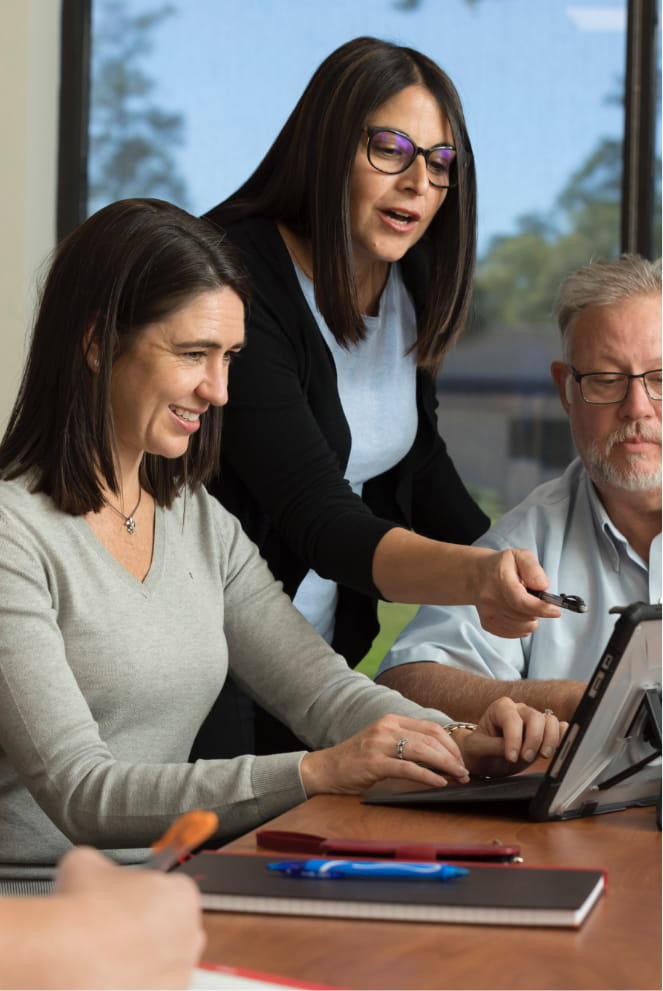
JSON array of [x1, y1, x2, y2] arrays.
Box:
[[372, 529, 560, 640], [372, 528, 490, 604], [377, 662, 585, 724]]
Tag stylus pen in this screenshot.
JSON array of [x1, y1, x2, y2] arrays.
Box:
[[527, 588, 588, 613], [267, 859, 470, 880]]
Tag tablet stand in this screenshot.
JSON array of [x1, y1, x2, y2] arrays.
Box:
[[597, 685, 662, 829]]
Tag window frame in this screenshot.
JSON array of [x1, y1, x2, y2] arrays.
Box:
[[622, 0, 659, 257]]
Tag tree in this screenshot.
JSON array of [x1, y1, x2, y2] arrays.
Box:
[[472, 59, 660, 333], [471, 132, 655, 331], [88, 0, 188, 214]]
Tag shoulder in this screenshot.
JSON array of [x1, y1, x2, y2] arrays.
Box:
[[0, 477, 77, 583], [0, 474, 57, 527], [212, 216, 290, 280], [176, 485, 289, 598], [170, 484, 246, 541], [476, 459, 586, 550], [220, 217, 308, 328]]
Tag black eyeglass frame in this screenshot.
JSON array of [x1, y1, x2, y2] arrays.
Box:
[[364, 126, 457, 189], [568, 364, 663, 404]]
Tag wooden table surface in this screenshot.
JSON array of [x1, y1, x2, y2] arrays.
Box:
[[201, 793, 661, 990]]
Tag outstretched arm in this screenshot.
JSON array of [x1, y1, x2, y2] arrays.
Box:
[[373, 529, 561, 638], [377, 661, 586, 724]]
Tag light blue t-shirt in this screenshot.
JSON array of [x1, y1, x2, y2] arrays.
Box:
[[293, 263, 418, 642], [377, 458, 661, 682]]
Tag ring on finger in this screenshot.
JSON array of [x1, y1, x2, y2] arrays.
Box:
[[543, 708, 555, 717], [397, 737, 408, 760]]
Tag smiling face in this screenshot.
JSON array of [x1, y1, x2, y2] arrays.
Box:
[[349, 84, 452, 284], [109, 287, 245, 472], [551, 293, 662, 501]]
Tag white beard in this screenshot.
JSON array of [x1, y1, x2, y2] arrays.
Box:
[[585, 422, 662, 492]]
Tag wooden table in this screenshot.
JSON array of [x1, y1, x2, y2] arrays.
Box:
[[201, 794, 661, 990]]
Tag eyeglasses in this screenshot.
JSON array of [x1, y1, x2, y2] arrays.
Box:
[[568, 365, 663, 404], [365, 127, 456, 188]]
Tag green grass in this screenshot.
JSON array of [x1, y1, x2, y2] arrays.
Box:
[[355, 601, 419, 680]]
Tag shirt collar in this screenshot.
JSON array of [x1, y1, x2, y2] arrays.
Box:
[[584, 472, 655, 572]]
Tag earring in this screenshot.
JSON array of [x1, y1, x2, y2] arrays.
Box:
[[94, 359, 100, 368]]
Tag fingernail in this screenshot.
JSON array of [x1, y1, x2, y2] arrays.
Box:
[[542, 746, 553, 758], [524, 749, 535, 762], [509, 749, 519, 762]]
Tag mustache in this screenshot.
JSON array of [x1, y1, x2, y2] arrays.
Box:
[[604, 421, 662, 454]]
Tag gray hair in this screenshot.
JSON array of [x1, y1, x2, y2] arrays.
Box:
[[554, 254, 662, 360]]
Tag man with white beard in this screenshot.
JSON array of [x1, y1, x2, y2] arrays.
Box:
[[377, 254, 661, 726]]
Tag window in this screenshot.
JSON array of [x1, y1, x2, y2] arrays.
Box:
[[58, 0, 661, 667], [65, 0, 660, 513]]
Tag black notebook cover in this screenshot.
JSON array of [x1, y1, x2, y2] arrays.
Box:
[[177, 852, 605, 929]]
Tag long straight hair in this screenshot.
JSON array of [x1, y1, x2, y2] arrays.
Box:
[[0, 198, 248, 513], [208, 36, 476, 374]]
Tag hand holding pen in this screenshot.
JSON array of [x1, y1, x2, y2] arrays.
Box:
[[53, 840, 209, 989], [48, 812, 217, 989], [470, 548, 567, 639]]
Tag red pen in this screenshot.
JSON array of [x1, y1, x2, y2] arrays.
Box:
[[256, 829, 522, 862]]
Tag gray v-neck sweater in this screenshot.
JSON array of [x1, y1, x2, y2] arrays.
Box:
[[0, 476, 448, 879]]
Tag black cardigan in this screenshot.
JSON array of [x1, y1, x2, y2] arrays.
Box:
[[191, 214, 488, 757]]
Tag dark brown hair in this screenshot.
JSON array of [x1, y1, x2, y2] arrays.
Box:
[[0, 198, 248, 513], [209, 36, 476, 373]]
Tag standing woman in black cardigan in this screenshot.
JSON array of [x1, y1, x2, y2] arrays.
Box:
[[194, 36, 558, 757]]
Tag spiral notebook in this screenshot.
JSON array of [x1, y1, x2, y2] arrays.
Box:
[[364, 602, 661, 821]]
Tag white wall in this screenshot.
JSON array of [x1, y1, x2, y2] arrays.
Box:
[[0, 0, 61, 430]]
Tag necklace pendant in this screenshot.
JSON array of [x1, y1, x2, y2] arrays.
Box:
[[103, 489, 141, 535]]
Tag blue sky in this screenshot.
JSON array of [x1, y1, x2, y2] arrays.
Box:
[[105, 0, 635, 255]]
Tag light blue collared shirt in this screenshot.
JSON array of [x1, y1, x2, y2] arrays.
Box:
[[377, 458, 661, 682]]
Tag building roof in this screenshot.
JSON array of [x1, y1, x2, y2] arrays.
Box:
[[438, 323, 561, 393]]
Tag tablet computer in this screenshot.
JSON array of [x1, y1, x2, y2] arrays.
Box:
[[363, 602, 661, 822]]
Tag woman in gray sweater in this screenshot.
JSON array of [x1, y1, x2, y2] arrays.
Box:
[[0, 199, 564, 884]]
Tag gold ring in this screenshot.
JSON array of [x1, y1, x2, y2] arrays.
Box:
[[397, 737, 408, 760]]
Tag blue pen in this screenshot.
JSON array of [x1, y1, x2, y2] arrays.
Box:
[[267, 858, 469, 880]]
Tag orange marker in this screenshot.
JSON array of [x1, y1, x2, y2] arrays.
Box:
[[148, 810, 219, 871]]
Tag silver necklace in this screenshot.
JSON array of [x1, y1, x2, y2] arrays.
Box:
[[103, 489, 142, 535]]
